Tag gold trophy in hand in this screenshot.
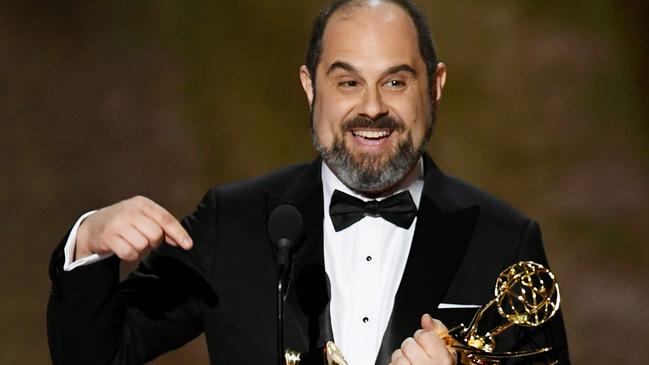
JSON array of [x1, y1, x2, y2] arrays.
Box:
[[286, 261, 559, 365], [442, 261, 561, 365]]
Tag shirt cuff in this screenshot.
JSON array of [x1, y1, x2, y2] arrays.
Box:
[[63, 210, 114, 271]]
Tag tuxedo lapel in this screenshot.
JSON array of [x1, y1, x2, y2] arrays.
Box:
[[375, 157, 480, 364], [263, 158, 334, 358]]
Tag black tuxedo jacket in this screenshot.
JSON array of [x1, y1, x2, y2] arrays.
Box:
[[48, 155, 569, 364]]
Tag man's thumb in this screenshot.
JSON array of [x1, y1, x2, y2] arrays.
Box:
[[421, 313, 435, 330]]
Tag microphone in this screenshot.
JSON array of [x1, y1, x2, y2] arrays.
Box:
[[268, 204, 304, 271], [268, 204, 303, 365]]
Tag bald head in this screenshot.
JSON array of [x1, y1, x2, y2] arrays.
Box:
[[304, 0, 437, 89]]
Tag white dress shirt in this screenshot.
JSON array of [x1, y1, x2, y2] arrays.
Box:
[[321, 160, 424, 365], [63, 159, 425, 365]]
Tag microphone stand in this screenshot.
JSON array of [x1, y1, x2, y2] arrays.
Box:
[[268, 205, 303, 365], [276, 239, 292, 365]]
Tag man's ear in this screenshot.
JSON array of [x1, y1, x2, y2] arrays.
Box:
[[299, 65, 314, 106], [433, 62, 447, 106]]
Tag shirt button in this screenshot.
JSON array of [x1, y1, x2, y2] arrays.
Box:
[[362, 317, 369, 323], [366, 256, 372, 262]]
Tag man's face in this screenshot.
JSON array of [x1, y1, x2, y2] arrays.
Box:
[[300, 2, 445, 195]]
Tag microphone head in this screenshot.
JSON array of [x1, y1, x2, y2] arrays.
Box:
[[268, 204, 304, 250]]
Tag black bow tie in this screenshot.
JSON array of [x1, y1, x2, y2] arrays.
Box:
[[329, 189, 417, 232]]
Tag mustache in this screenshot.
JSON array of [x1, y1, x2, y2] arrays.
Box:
[[341, 115, 405, 132]]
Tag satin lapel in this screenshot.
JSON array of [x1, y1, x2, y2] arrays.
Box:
[[263, 158, 333, 357], [375, 157, 480, 364]]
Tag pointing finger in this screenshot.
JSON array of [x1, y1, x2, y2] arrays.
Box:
[[137, 197, 192, 250]]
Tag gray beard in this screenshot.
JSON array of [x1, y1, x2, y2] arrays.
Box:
[[314, 132, 426, 194], [309, 99, 435, 194]]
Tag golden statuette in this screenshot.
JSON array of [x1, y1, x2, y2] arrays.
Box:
[[442, 261, 561, 365], [284, 341, 348, 365], [284, 261, 559, 365], [284, 348, 301, 365], [324, 341, 348, 365]]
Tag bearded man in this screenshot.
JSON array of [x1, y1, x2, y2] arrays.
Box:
[[47, 1, 570, 364]]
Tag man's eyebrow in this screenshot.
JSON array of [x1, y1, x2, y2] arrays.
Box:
[[326, 61, 358, 75], [385, 64, 417, 77], [325, 62, 417, 77]]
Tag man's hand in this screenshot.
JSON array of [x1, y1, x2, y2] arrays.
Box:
[[389, 313, 457, 365], [75, 195, 193, 262]]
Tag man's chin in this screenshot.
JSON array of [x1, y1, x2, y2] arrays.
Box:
[[344, 136, 398, 155], [349, 150, 390, 165], [316, 132, 422, 194], [345, 143, 398, 165]]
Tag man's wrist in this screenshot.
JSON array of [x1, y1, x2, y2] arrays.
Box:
[[74, 218, 94, 260], [63, 210, 100, 271]]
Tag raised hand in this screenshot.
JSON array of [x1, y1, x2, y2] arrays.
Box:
[[75, 195, 193, 262]]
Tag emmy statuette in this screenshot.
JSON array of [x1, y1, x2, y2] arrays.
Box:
[[284, 261, 560, 365], [442, 261, 561, 365]]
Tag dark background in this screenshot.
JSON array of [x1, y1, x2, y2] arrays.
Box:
[[1, 1, 647, 364]]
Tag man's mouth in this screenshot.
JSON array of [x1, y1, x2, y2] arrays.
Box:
[[350, 129, 393, 140]]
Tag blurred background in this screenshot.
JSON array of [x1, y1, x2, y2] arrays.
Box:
[[1, 0, 647, 364]]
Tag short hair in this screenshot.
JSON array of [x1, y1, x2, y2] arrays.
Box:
[[305, 0, 438, 89]]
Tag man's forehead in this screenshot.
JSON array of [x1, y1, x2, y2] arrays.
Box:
[[319, 2, 421, 73]]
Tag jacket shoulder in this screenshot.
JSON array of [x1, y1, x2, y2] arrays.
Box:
[[207, 161, 314, 198], [442, 173, 532, 227]]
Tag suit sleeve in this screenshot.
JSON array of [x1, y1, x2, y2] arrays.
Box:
[[506, 220, 571, 365], [47, 189, 218, 365]]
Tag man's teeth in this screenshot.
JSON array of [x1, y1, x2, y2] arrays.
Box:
[[352, 130, 391, 139]]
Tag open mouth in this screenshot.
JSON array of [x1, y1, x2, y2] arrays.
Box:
[[351, 129, 393, 140], [348, 128, 394, 148]]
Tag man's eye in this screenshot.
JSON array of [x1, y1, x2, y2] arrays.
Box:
[[339, 80, 358, 88], [385, 79, 406, 88]]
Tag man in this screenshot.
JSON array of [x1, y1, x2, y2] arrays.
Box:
[[47, 1, 569, 364]]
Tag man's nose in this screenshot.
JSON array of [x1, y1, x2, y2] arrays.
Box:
[[358, 87, 388, 120]]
